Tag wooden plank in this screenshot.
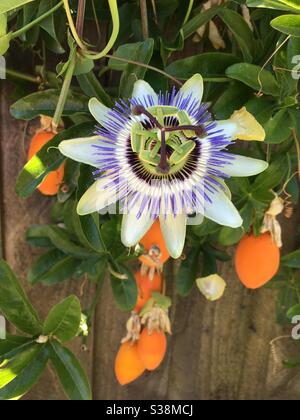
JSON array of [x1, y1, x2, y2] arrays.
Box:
[[0, 82, 95, 400], [92, 217, 300, 400]]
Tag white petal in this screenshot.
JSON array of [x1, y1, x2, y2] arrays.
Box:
[[159, 213, 186, 259], [175, 74, 204, 106], [121, 212, 155, 247], [77, 178, 118, 215], [222, 155, 268, 177], [132, 80, 158, 105], [186, 213, 204, 226], [59, 136, 102, 167], [88, 98, 112, 128], [196, 274, 226, 301], [204, 189, 242, 228]]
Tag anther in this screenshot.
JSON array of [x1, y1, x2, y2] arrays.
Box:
[[132, 105, 163, 129], [165, 124, 207, 138]]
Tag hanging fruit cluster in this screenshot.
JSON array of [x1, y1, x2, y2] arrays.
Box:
[[115, 221, 171, 385]]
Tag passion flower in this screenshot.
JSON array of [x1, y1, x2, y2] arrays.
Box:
[[59, 74, 267, 258]]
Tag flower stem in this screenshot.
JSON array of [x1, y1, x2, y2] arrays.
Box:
[[11, 0, 64, 40], [86, 275, 105, 323], [5, 69, 41, 84], [82, 0, 120, 60], [292, 129, 300, 181], [183, 0, 195, 25], [105, 54, 183, 86], [151, 0, 158, 24], [52, 52, 76, 132], [76, 0, 86, 39], [140, 0, 149, 40], [63, 0, 86, 49]]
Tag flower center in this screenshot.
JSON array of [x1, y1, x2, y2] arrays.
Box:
[[131, 105, 207, 175]]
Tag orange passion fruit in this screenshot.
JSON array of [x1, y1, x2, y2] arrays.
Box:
[[139, 220, 170, 268], [28, 131, 64, 196], [115, 341, 145, 385], [137, 328, 167, 371], [235, 232, 280, 289]]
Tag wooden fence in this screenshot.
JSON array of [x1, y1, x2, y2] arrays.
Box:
[[1, 81, 300, 400]]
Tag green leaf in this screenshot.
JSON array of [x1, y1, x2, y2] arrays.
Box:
[[29, 225, 97, 259], [27, 249, 65, 285], [287, 303, 300, 319], [49, 340, 92, 401], [251, 156, 288, 193], [192, 219, 219, 237], [247, 0, 300, 12], [226, 63, 280, 96], [101, 217, 124, 259], [271, 14, 300, 36], [0, 0, 36, 14], [0, 260, 41, 335], [43, 296, 81, 342], [77, 71, 112, 107], [10, 89, 88, 120], [0, 345, 38, 388], [218, 8, 255, 62], [57, 159, 80, 203], [15, 122, 94, 198], [176, 247, 200, 296], [27, 249, 81, 286], [218, 226, 244, 246], [282, 250, 300, 268], [0, 345, 49, 400], [109, 39, 154, 97], [0, 33, 10, 54], [284, 357, 300, 368], [213, 82, 252, 119], [182, 5, 221, 39], [0, 335, 35, 364], [264, 109, 292, 143], [26, 225, 54, 248], [0, 14, 10, 55], [243, 96, 276, 124], [273, 35, 299, 97], [74, 54, 94, 76], [166, 53, 239, 80], [276, 282, 299, 324], [202, 250, 217, 277], [38, 0, 64, 54], [110, 265, 138, 312], [0, 14, 6, 36]]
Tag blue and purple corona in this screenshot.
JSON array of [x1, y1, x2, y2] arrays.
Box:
[[59, 74, 268, 258]]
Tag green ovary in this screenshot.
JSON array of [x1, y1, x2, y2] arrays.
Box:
[[130, 106, 197, 177]]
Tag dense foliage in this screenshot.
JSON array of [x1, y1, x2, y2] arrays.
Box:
[[0, 0, 300, 400]]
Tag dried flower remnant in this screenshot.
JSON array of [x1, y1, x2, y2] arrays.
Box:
[[193, 0, 226, 49], [121, 312, 142, 344], [261, 196, 284, 248]]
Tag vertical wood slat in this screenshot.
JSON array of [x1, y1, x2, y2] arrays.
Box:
[[1, 80, 300, 399], [92, 237, 300, 401]]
